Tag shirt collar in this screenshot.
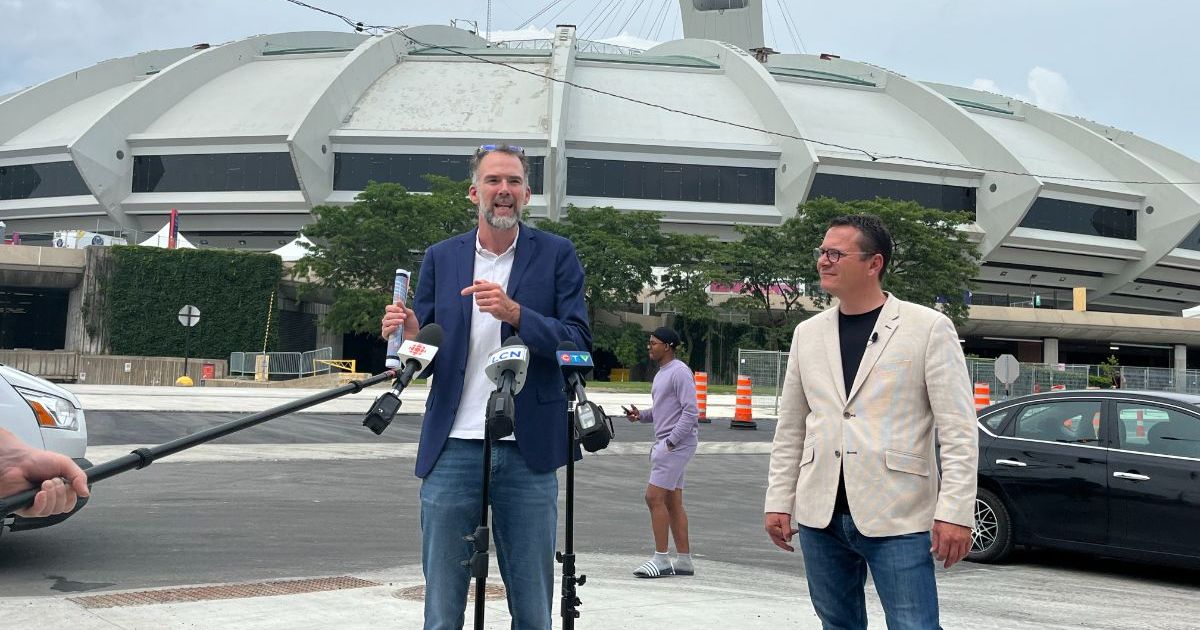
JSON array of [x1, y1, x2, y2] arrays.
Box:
[[475, 224, 520, 258]]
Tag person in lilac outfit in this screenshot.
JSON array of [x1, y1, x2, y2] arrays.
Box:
[[624, 327, 699, 578]]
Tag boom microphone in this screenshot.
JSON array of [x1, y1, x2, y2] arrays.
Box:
[[363, 323, 443, 435]]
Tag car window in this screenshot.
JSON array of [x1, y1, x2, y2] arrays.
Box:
[[1013, 400, 1102, 444], [979, 407, 1014, 434], [1116, 402, 1200, 458]]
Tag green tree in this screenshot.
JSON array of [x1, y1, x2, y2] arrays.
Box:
[[536, 206, 664, 325], [785, 197, 980, 326], [294, 178, 476, 333], [658, 232, 729, 372], [719, 224, 811, 349]]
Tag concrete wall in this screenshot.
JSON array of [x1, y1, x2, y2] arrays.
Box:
[[0, 349, 226, 385]]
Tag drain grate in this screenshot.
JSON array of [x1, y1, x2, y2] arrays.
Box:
[[70, 576, 380, 609], [394, 583, 506, 601]]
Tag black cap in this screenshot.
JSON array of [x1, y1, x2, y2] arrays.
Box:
[[651, 326, 680, 348]]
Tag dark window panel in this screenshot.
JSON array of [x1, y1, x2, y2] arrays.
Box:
[[1019, 197, 1137, 240], [333, 153, 544, 193], [0, 161, 91, 200], [1180, 225, 1200, 252], [680, 164, 701, 202], [808, 173, 976, 216], [132, 153, 299, 192]]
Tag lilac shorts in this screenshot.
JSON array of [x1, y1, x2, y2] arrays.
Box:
[[648, 440, 696, 491]]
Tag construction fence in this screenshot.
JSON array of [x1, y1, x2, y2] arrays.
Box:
[[736, 348, 1200, 413], [228, 347, 334, 380]]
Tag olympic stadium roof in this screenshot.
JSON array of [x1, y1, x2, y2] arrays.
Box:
[[2, 24, 1200, 315]]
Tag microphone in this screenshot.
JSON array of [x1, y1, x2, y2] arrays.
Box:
[[484, 335, 530, 440], [363, 323, 443, 435], [556, 341, 593, 403], [868, 332, 879, 346], [557, 341, 613, 453]]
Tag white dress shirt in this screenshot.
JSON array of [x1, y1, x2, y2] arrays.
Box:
[[448, 228, 519, 440]]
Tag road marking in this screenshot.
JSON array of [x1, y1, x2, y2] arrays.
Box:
[[85, 442, 773, 464]]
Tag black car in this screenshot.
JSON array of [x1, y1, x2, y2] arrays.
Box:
[[968, 390, 1200, 567]]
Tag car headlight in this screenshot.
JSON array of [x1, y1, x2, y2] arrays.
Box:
[[14, 387, 79, 431]]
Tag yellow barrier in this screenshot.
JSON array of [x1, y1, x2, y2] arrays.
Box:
[[315, 359, 357, 373]]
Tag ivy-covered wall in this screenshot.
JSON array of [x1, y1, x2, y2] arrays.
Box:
[[104, 246, 280, 358]]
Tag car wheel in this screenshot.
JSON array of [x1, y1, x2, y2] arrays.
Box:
[[968, 487, 1014, 564]]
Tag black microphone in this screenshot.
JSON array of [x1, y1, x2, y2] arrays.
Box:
[[556, 340, 592, 403], [363, 323, 444, 435], [557, 341, 613, 453], [868, 332, 879, 345], [484, 335, 530, 441]]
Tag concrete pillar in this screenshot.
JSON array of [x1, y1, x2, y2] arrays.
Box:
[[1175, 344, 1187, 393], [1043, 338, 1059, 366]]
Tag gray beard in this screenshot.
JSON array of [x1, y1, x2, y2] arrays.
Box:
[[481, 205, 519, 230]]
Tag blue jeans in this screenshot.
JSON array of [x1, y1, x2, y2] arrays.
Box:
[[420, 439, 558, 630], [797, 513, 940, 630]]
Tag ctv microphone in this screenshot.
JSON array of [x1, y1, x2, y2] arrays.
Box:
[[557, 341, 613, 453], [556, 341, 593, 403], [384, 269, 412, 369], [363, 323, 443, 435], [484, 335, 529, 440]]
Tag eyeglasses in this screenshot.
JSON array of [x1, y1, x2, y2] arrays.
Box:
[[477, 144, 525, 154], [814, 247, 873, 263]]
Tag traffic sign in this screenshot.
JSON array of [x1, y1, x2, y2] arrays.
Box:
[[178, 305, 201, 327], [995, 354, 1020, 384]]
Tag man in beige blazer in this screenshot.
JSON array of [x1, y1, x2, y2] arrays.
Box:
[[764, 214, 977, 630]]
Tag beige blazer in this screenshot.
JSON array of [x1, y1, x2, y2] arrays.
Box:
[[764, 294, 978, 537]]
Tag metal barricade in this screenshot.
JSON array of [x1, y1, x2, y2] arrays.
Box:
[[736, 349, 789, 413]]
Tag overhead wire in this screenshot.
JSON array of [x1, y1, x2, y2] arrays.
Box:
[[279, 0, 1200, 186]]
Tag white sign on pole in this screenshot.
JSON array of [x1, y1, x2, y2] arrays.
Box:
[[995, 354, 1020, 385], [178, 305, 201, 327]]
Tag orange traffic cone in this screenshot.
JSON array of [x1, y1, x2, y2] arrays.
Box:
[[694, 372, 710, 423], [731, 375, 757, 430]]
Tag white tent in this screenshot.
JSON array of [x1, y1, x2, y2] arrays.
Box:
[[138, 223, 196, 249], [270, 234, 315, 262]]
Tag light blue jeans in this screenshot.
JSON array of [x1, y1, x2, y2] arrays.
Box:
[[797, 513, 940, 630], [420, 439, 558, 630]]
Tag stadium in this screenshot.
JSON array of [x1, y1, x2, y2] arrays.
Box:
[[2, 1, 1200, 372]]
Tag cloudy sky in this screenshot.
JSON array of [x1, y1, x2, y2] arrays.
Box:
[[2, 0, 1198, 160]]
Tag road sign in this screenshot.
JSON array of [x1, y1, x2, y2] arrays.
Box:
[[178, 305, 201, 327], [995, 354, 1020, 384]]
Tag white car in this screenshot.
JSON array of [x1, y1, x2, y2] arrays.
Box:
[[0, 363, 90, 535]]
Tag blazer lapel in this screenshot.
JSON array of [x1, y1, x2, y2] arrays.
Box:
[[821, 309, 847, 405], [506, 224, 537, 301], [456, 229, 477, 331], [847, 294, 902, 402]]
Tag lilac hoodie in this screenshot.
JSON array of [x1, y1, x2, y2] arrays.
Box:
[[639, 359, 700, 447]]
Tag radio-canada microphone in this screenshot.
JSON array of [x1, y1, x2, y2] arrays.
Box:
[[363, 323, 443, 435], [484, 335, 529, 440], [557, 341, 613, 453]]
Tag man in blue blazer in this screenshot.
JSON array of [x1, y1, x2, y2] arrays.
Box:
[[382, 143, 590, 630]]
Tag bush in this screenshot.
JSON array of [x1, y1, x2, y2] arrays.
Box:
[[105, 246, 280, 358]]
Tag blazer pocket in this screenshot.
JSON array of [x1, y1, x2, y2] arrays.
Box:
[[798, 445, 815, 471], [885, 449, 930, 477]]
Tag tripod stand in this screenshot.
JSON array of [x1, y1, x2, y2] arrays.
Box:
[[557, 397, 584, 628]]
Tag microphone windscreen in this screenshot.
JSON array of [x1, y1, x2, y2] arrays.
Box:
[[558, 340, 578, 352], [502, 334, 525, 348], [415, 323, 444, 347]]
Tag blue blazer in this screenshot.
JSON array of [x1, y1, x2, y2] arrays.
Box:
[[412, 223, 592, 478]]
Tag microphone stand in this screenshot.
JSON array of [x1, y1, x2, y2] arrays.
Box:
[[557, 381, 584, 628], [468, 390, 505, 630], [1, 370, 399, 515]]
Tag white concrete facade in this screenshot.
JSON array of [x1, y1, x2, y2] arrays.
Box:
[[3, 25, 1200, 315]]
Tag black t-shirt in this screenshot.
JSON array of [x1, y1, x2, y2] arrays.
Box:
[[833, 304, 883, 515]]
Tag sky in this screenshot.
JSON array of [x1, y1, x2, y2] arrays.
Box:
[[1, 0, 1198, 161]]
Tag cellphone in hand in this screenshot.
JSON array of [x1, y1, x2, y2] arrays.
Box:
[[621, 405, 632, 415]]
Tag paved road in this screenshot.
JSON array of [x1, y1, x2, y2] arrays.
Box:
[[2, 411, 1199, 629]]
